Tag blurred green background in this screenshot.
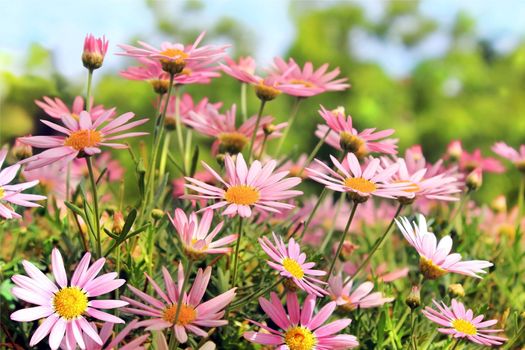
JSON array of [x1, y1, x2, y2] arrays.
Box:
[[1, 0, 525, 202]]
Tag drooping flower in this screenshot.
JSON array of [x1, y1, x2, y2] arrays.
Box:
[[492, 141, 525, 172], [307, 153, 411, 202], [10, 248, 127, 350], [269, 57, 349, 97], [122, 264, 236, 344], [19, 110, 148, 170], [82, 34, 109, 70], [244, 292, 359, 349], [0, 148, 46, 219], [459, 148, 504, 174], [422, 299, 507, 346], [259, 232, 327, 296], [35, 96, 112, 122], [315, 106, 397, 157], [184, 153, 302, 218], [396, 214, 493, 279], [168, 208, 237, 259], [328, 274, 393, 311]]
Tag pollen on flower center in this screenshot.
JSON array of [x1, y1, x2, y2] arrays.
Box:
[[339, 132, 365, 153], [52, 287, 88, 320], [162, 304, 197, 325], [255, 83, 281, 101], [344, 177, 377, 193], [452, 319, 477, 335], [289, 79, 316, 88], [284, 326, 317, 350], [224, 185, 260, 205], [160, 48, 189, 60], [282, 258, 304, 279], [0, 187, 4, 199], [159, 49, 189, 74], [218, 132, 249, 154], [419, 256, 448, 280], [64, 130, 102, 151], [396, 180, 421, 193]]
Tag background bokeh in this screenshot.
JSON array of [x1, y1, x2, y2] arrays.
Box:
[[2, 0, 525, 201]]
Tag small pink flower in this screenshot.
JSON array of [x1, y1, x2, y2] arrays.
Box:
[[19, 110, 148, 170], [307, 153, 411, 202], [315, 106, 397, 156], [36, 96, 113, 122], [10, 248, 127, 350], [184, 153, 302, 218], [459, 148, 504, 173], [244, 292, 359, 349], [82, 34, 109, 70], [122, 263, 236, 344], [396, 214, 493, 279], [422, 299, 507, 346], [259, 232, 327, 296], [447, 140, 463, 160], [328, 274, 393, 311], [0, 148, 46, 219], [492, 141, 525, 172], [168, 208, 238, 259]]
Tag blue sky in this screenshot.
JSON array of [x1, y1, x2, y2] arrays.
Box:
[[1, 0, 524, 79]]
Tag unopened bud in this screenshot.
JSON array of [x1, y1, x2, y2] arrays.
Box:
[[447, 140, 463, 161], [263, 124, 276, 136], [12, 138, 33, 160], [448, 283, 465, 298], [82, 34, 108, 71], [334, 240, 358, 260], [112, 211, 125, 234], [331, 106, 345, 115], [490, 195, 507, 213], [151, 209, 164, 220], [466, 168, 482, 191], [406, 286, 421, 309], [283, 278, 300, 293], [164, 116, 177, 131]]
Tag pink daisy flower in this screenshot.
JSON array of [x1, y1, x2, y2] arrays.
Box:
[[269, 57, 349, 97], [244, 292, 359, 349], [459, 148, 504, 174], [36, 96, 112, 122], [122, 264, 236, 344], [10, 248, 127, 350], [168, 208, 238, 259], [259, 232, 327, 296], [19, 110, 148, 170], [82, 34, 108, 70], [0, 147, 46, 219], [307, 153, 411, 202], [328, 274, 394, 311], [396, 214, 493, 279], [315, 106, 397, 156], [184, 153, 302, 218], [182, 104, 286, 155], [422, 299, 507, 346], [492, 141, 525, 172]]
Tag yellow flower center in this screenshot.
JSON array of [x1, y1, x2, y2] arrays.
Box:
[[160, 48, 189, 60], [218, 132, 249, 154], [282, 258, 304, 279], [71, 113, 80, 120], [151, 79, 170, 94], [64, 130, 102, 151], [284, 326, 317, 350], [162, 304, 197, 326], [0, 187, 4, 199], [339, 132, 365, 154], [419, 256, 448, 280], [53, 287, 88, 320], [289, 79, 316, 88], [224, 185, 260, 205], [184, 239, 209, 260], [159, 49, 189, 74], [396, 180, 420, 193], [255, 83, 281, 101], [338, 295, 356, 312], [344, 177, 377, 194], [452, 319, 477, 336]]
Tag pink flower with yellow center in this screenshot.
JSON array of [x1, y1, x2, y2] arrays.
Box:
[[307, 153, 411, 202], [422, 299, 507, 346], [269, 57, 350, 97], [396, 214, 493, 279], [244, 292, 359, 349], [19, 110, 148, 170], [0, 148, 46, 219], [36, 96, 112, 122], [315, 106, 397, 157], [10, 248, 127, 350], [459, 148, 504, 174], [168, 208, 237, 260], [184, 153, 302, 218], [492, 141, 525, 172], [259, 232, 327, 296], [328, 274, 394, 311], [122, 263, 236, 344]]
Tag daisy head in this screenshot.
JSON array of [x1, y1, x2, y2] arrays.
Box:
[[10, 248, 127, 350], [422, 299, 507, 346], [492, 141, 525, 173], [19, 110, 148, 170], [244, 292, 359, 350], [459, 148, 504, 174], [122, 263, 236, 344], [168, 208, 237, 260], [259, 232, 327, 296], [396, 214, 493, 279], [184, 153, 302, 218], [328, 274, 394, 311], [307, 153, 411, 203]]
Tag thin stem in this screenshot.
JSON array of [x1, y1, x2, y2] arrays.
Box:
[[159, 133, 171, 178], [276, 97, 302, 155], [86, 157, 101, 257], [348, 202, 404, 282], [257, 134, 269, 160], [320, 193, 346, 252], [327, 202, 358, 278], [86, 69, 93, 112], [231, 217, 245, 288], [298, 187, 328, 240], [410, 310, 418, 350], [442, 190, 471, 236], [168, 259, 194, 350], [231, 277, 285, 309], [247, 100, 267, 163], [297, 127, 330, 178], [449, 338, 460, 350], [516, 175, 524, 236], [173, 86, 186, 175], [241, 83, 247, 122]]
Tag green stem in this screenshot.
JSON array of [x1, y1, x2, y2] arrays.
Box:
[[442, 190, 471, 236], [172, 86, 186, 175], [231, 277, 284, 309], [410, 310, 418, 350], [298, 187, 328, 241], [449, 338, 460, 350], [297, 127, 330, 178], [159, 133, 171, 178], [247, 100, 267, 163], [257, 134, 269, 160], [168, 259, 194, 350], [276, 98, 302, 155], [347, 202, 404, 282], [516, 175, 524, 236], [231, 217, 245, 288], [327, 201, 358, 278], [86, 69, 93, 112], [320, 193, 346, 252], [241, 83, 247, 122], [86, 157, 101, 257]]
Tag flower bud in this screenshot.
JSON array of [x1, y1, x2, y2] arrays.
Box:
[[490, 195, 507, 213], [405, 285, 421, 309], [12, 138, 33, 160], [164, 116, 177, 131], [333, 240, 358, 260], [82, 34, 108, 71], [448, 283, 465, 298], [151, 209, 165, 220], [263, 124, 276, 136], [151, 79, 170, 95], [112, 211, 125, 235], [447, 140, 463, 161], [466, 168, 482, 191], [283, 278, 300, 293]]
